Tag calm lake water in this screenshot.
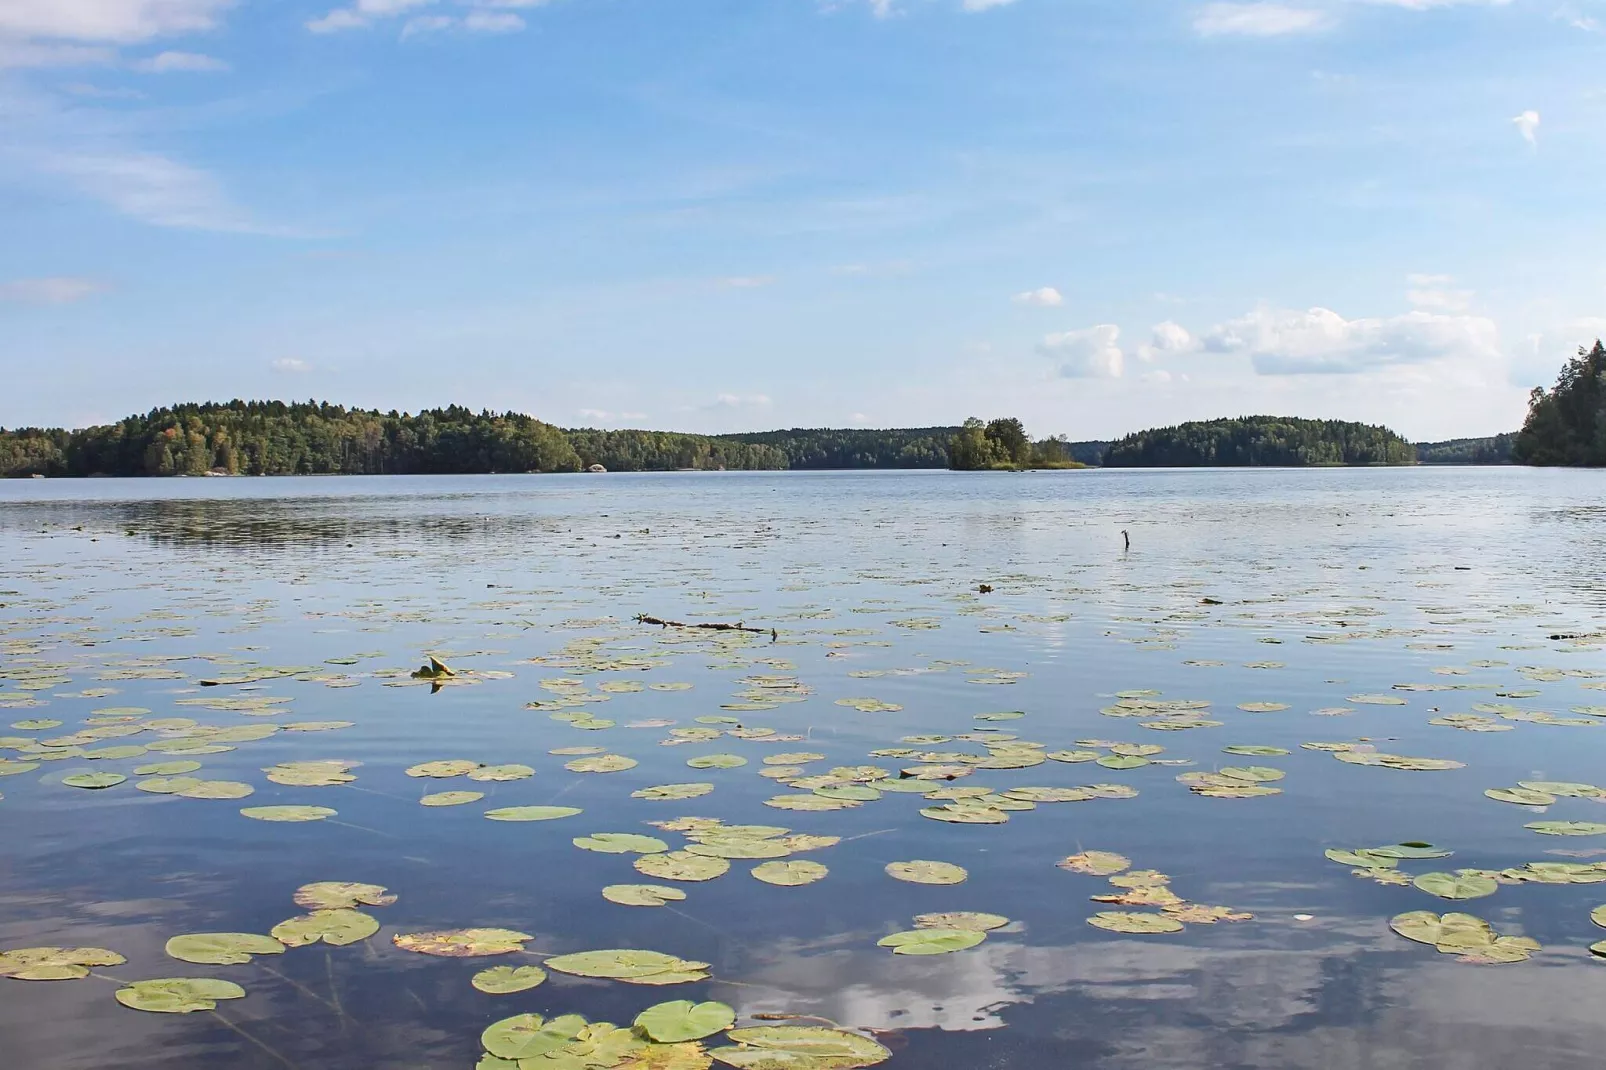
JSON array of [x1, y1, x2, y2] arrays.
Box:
[[3, 467, 1606, 1069]]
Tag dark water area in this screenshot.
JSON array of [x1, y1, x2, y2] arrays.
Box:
[[2, 468, 1606, 1069]]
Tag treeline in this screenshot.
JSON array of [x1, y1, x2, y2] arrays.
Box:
[[569, 429, 786, 472], [1102, 416, 1416, 467], [717, 427, 955, 469], [948, 418, 1086, 470], [1513, 340, 1606, 466], [1414, 434, 1516, 465]]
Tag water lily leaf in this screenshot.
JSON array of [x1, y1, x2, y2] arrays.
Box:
[[633, 783, 715, 801], [406, 760, 481, 778], [687, 754, 747, 769], [241, 805, 336, 822], [165, 932, 285, 965], [115, 977, 245, 1013], [635, 851, 731, 882], [1592, 904, 1606, 928], [392, 928, 533, 957], [61, 771, 124, 789], [1087, 912, 1184, 934], [472, 965, 548, 994], [485, 805, 582, 822], [813, 783, 881, 801], [1349, 694, 1408, 705], [1518, 781, 1603, 798], [545, 949, 711, 984], [1237, 703, 1289, 713], [575, 833, 670, 855], [1222, 746, 1289, 756], [878, 928, 986, 955], [1364, 842, 1452, 859], [765, 753, 825, 765], [1526, 821, 1606, 836], [135, 776, 203, 794], [885, 860, 967, 885], [765, 794, 858, 812], [176, 780, 254, 799], [711, 1026, 891, 1070], [133, 760, 202, 776], [635, 1000, 736, 1043], [1058, 851, 1131, 876], [920, 803, 1008, 824], [1413, 872, 1498, 900], [1218, 766, 1284, 783], [1047, 750, 1101, 763], [603, 884, 688, 906], [1004, 787, 1096, 803], [0, 946, 125, 980], [467, 764, 535, 782], [271, 909, 379, 947], [482, 1013, 588, 1060], [1486, 787, 1557, 806], [1095, 754, 1149, 770], [421, 790, 484, 806], [751, 860, 827, 886], [835, 698, 902, 713], [913, 912, 1008, 931], [566, 754, 638, 773]]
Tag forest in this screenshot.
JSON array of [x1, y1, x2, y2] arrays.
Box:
[[946, 418, 1086, 470], [1101, 416, 1416, 467], [1512, 341, 1606, 466]]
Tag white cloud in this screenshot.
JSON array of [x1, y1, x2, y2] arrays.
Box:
[[400, 14, 456, 35], [307, 0, 435, 33], [44, 149, 260, 231], [132, 50, 228, 72], [1512, 109, 1540, 146], [1193, 3, 1335, 36], [1515, 318, 1606, 387], [0, 277, 105, 304], [1203, 305, 1502, 374], [1361, 0, 1513, 8], [0, 41, 117, 68], [962, 0, 1018, 10], [1136, 320, 1200, 362], [1406, 273, 1473, 312], [311, 0, 538, 34], [1011, 286, 1064, 308], [1038, 325, 1125, 379], [271, 358, 312, 372], [576, 408, 648, 423], [0, 0, 231, 44], [463, 10, 525, 32], [708, 393, 774, 409]]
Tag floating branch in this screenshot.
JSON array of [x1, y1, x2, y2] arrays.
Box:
[[635, 614, 776, 640]]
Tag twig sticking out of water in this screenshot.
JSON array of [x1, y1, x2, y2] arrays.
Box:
[[636, 614, 776, 640]]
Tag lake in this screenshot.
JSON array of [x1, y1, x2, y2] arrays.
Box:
[[2, 467, 1605, 1070]]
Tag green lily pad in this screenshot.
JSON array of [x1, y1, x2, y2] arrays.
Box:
[[686, 754, 747, 769], [176, 780, 254, 800], [575, 833, 670, 855], [602, 884, 688, 907], [392, 928, 533, 957], [635, 852, 730, 882], [1518, 781, 1603, 798], [240, 805, 336, 822], [634, 1000, 736, 1043], [1058, 850, 1132, 875], [1413, 872, 1498, 900], [544, 948, 711, 984], [1087, 912, 1185, 934], [711, 1026, 891, 1070], [1222, 746, 1289, 756], [468, 764, 536, 782], [1593, 904, 1606, 928], [132, 760, 202, 776], [406, 760, 481, 778], [1096, 754, 1149, 770], [472, 965, 548, 994], [61, 771, 124, 789], [885, 860, 967, 885], [115, 977, 245, 1013], [913, 911, 1009, 932], [165, 933, 285, 965], [877, 928, 987, 955], [482, 1013, 588, 1060], [421, 790, 484, 806], [0, 946, 125, 980], [632, 783, 715, 801], [1237, 702, 1289, 713], [1486, 787, 1558, 806], [1364, 842, 1452, 859], [485, 806, 582, 822], [751, 860, 828, 886], [294, 882, 396, 909], [565, 754, 638, 773], [1526, 821, 1606, 836], [135, 776, 203, 794], [271, 910, 379, 947]]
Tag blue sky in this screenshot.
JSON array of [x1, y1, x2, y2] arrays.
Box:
[[2, 0, 1602, 440]]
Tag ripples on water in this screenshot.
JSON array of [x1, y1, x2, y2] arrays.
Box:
[[2, 468, 1605, 1069]]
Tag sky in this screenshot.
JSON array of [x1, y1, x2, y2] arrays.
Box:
[[1, 0, 1603, 441]]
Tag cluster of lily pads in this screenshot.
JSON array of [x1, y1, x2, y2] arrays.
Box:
[[1059, 851, 1253, 933]]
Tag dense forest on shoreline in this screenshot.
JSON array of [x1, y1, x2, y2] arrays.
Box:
[[1513, 341, 1606, 466], [0, 399, 1523, 477]]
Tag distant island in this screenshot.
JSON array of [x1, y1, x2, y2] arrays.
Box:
[[0, 400, 1518, 478]]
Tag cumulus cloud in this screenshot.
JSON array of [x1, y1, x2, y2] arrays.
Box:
[[131, 50, 229, 72], [1512, 109, 1540, 146], [1012, 286, 1064, 308], [0, 0, 231, 44], [271, 358, 312, 372], [1406, 273, 1473, 313], [1038, 325, 1124, 379], [0, 277, 106, 304], [1203, 305, 1501, 374], [1193, 3, 1335, 36], [1136, 320, 1200, 362]]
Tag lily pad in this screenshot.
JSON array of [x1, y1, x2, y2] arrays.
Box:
[[1087, 912, 1185, 934], [575, 833, 670, 855], [1486, 787, 1557, 806], [686, 754, 747, 769], [485, 806, 582, 822], [421, 790, 484, 806], [877, 928, 985, 955], [392, 928, 533, 957], [603, 884, 688, 907], [294, 882, 396, 909], [165, 932, 285, 965], [913, 911, 1009, 932], [751, 860, 828, 886], [241, 805, 336, 822], [1058, 851, 1132, 876], [271, 909, 379, 947], [0, 946, 125, 980], [406, 760, 481, 778], [472, 965, 548, 994], [176, 780, 254, 800], [885, 860, 967, 885], [635, 1000, 736, 1043], [115, 977, 245, 1013], [468, 764, 536, 782], [633, 784, 715, 801], [1526, 821, 1606, 836], [635, 852, 731, 882], [566, 754, 638, 773], [545, 948, 711, 984], [483, 1013, 589, 1060], [1413, 872, 1498, 900], [61, 771, 124, 789], [711, 1026, 891, 1070], [1222, 746, 1289, 756]]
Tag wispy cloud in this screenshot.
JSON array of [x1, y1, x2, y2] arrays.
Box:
[[0, 277, 106, 304], [310, 0, 539, 35], [0, 0, 232, 44], [132, 50, 229, 73], [706, 393, 774, 409], [719, 275, 777, 289], [42, 150, 264, 232], [1406, 273, 1473, 313], [1512, 109, 1540, 146], [271, 357, 313, 373], [1193, 3, 1336, 36]]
